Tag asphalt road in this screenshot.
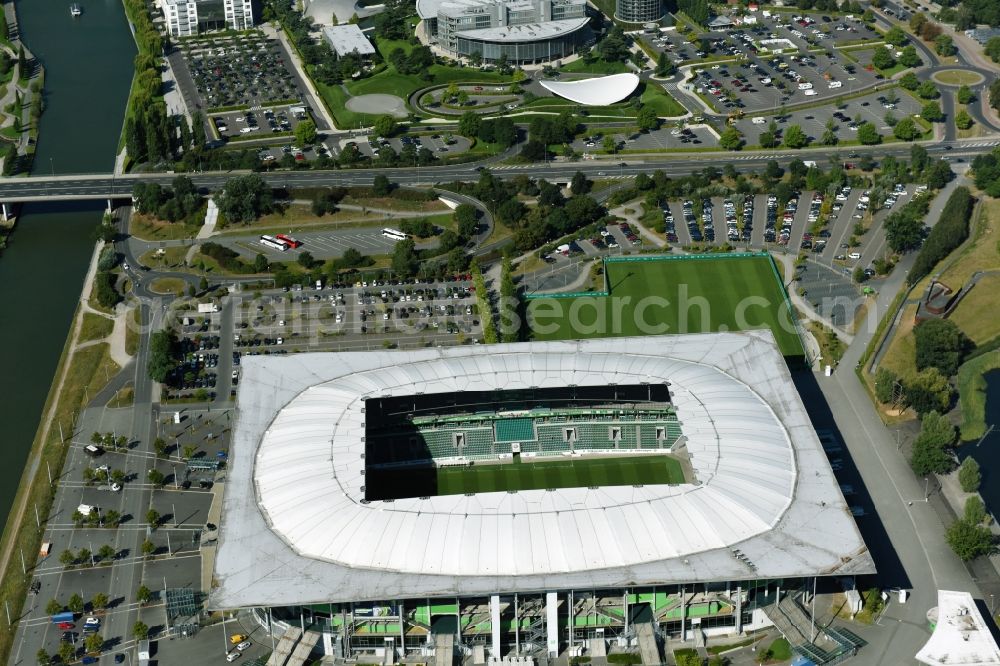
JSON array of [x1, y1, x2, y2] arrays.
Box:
[[0, 139, 995, 203]]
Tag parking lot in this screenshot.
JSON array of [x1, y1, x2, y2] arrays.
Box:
[[732, 89, 922, 145], [177, 33, 303, 111], [572, 125, 718, 153], [210, 105, 311, 142]]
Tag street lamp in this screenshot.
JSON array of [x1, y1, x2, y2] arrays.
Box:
[[924, 477, 929, 501]]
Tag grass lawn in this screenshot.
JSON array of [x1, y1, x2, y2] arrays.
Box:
[[345, 65, 511, 102], [957, 352, 1000, 441], [149, 277, 188, 296], [879, 303, 918, 381], [932, 69, 985, 86], [139, 245, 190, 271], [939, 199, 1000, 288], [559, 58, 630, 75], [314, 80, 378, 130], [950, 274, 1000, 344], [367, 453, 685, 500], [341, 195, 449, 213], [79, 313, 113, 342], [129, 213, 201, 242], [640, 83, 687, 117], [526, 255, 804, 357], [766, 637, 792, 661]]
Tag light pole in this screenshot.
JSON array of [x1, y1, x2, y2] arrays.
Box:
[[924, 476, 929, 501]]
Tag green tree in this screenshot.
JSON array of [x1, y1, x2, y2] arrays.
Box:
[[987, 36, 1000, 63], [719, 126, 744, 150], [898, 45, 922, 68], [871, 47, 895, 70], [67, 593, 84, 614], [136, 585, 153, 605], [214, 174, 274, 224], [905, 368, 954, 415], [934, 34, 956, 56], [391, 238, 420, 277], [45, 599, 63, 616], [458, 111, 480, 139], [132, 621, 149, 641], [254, 253, 269, 273], [857, 122, 881, 145], [915, 318, 971, 376], [955, 110, 973, 130], [77, 548, 91, 566], [885, 25, 908, 46], [947, 518, 994, 560], [141, 539, 155, 557], [147, 330, 175, 383], [910, 414, 956, 475], [91, 593, 109, 611], [636, 106, 659, 132], [965, 495, 987, 524], [293, 119, 317, 146], [602, 135, 615, 153], [0, 9, 9, 42], [84, 633, 103, 654], [918, 80, 940, 99], [58, 643, 74, 664], [146, 509, 161, 528], [36, 649, 49, 666], [874, 367, 899, 404], [893, 117, 921, 141], [373, 114, 397, 138], [900, 71, 920, 90], [372, 174, 392, 196], [59, 550, 76, 567], [921, 101, 944, 122], [959, 457, 982, 493], [783, 124, 808, 149], [957, 85, 975, 104], [98, 545, 116, 562], [147, 469, 165, 487], [103, 510, 120, 527]]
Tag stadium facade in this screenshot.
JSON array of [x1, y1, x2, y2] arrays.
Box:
[[416, 0, 593, 64], [212, 333, 873, 662]]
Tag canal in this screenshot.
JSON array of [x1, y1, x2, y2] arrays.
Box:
[[0, 0, 134, 537], [958, 370, 1000, 517]]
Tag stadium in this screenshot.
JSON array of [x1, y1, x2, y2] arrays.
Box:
[[211, 332, 873, 664]]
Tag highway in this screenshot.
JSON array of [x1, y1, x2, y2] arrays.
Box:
[[0, 138, 996, 202]]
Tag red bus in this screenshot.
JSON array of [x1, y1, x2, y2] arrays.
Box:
[[275, 234, 302, 249]]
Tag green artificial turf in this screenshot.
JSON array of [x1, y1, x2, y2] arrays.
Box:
[[526, 254, 804, 357]]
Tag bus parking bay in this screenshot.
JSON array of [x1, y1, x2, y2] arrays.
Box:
[[222, 228, 411, 260]]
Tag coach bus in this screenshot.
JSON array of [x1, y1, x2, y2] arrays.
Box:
[[259, 235, 288, 251], [382, 228, 409, 241], [275, 233, 303, 249]]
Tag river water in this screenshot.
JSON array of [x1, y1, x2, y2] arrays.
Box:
[[958, 370, 1000, 516], [0, 0, 134, 537]]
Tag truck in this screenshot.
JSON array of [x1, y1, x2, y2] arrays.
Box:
[[83, 444, 104, 458], [197, 302, 220, 314], [51, 611, 75, 625]]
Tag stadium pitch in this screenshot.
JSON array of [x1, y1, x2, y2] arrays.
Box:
[[526, 254, 804, 357], [366, 454, 685, 500]]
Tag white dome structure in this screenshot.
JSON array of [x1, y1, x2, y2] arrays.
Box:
[[539, 72, 641, 106]]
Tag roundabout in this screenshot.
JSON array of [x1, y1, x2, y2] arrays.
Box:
[[931, 69, 986, 87], [345, 93, 408, 118]]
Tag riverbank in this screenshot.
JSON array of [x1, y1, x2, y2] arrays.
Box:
[[0, 239, 123, 664], [2, 1, 45, 177]]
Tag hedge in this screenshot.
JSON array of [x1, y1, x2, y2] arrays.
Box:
[[907, 186, 974, 286]]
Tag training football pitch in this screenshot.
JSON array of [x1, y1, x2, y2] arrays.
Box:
[[526, 255, 804, 357], [366, 455, 685, 500]]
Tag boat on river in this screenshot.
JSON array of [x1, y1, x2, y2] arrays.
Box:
[[70, 4, 82, 16]]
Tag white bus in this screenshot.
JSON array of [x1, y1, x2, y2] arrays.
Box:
[[382, 228, 409, 241], [259, 235, 288, 251]]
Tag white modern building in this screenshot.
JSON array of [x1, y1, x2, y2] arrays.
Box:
[[916, 590, 1000, 666], [160, 0, 253, 37], [539, 72, 640, 105], [210, 332, 874, 662], [322, 24, 377, 60], [417, 0, 593, 64]]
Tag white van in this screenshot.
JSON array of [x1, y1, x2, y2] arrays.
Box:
[[804, 89, 818, 95], [798, 82, 813, 90], [752, 117, 766, 124], [828, 80, 842, 88]]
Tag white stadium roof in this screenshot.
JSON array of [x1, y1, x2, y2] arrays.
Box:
[[211, 332, 873, 609], [539, 73, 640, 106], [455, 18, 589, 42]]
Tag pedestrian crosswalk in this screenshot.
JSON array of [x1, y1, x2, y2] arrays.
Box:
[[960, 140, 1000, 148]]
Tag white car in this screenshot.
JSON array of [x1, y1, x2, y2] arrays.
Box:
[[236, 641, 252, 652], [848, 251, 861, 260], [226, 653, 241, 663]]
